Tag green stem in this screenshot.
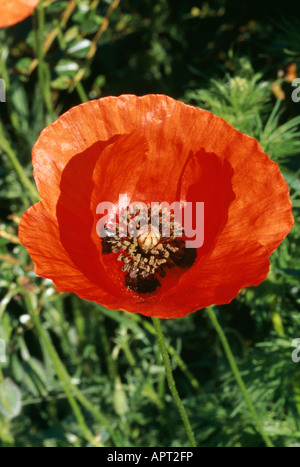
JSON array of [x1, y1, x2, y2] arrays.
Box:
[[6, 288, 119, 446], [99, 307, 202, 393], [23, 293, 102, 447], [155, 343, 165, 410], [138, 313, 202, 392], [75, 80, 89, 103], [132, 312, 202, 392], [30, 302, 119, 446], [0, 124, 40, 203], [72, 384, 120, 446], [0, 52, 20, 130], [122, 340, 139, 373], [152, 317, 197, 447], [35, 2, 55, 122], [206, 306, 274, 448], [99, 316, 117, 381]]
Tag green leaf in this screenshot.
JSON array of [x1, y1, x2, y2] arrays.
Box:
[[47, 1, 69, 13], [67, 39, 92, 59], [113, 377, 129, 416], [51, 75, 71, 90], [55, 59, 79, 77], [0, 379, 22, 419]]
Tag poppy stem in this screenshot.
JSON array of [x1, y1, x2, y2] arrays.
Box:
[[206, 306, 274, 448], [35, 2, 55, 123], [100, 307, 202, 393], [152, 317, 197, 447]]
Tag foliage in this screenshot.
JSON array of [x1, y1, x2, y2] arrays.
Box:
[[0, 0, 299, 447]]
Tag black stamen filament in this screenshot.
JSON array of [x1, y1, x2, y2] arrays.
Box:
[[101, 204, 197, 293]]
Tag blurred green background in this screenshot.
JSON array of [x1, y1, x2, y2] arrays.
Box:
[[0, 0, 299, 447]]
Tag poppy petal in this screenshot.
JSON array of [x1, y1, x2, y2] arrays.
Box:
[[0, 0, 39, 28], [21, 95, 294, 319], [18, 202, 121, 308], [54, 132, 149, 297], [32, 95, 216, 215]]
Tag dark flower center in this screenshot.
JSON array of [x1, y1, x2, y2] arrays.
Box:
[[101, 203, 197, 294]]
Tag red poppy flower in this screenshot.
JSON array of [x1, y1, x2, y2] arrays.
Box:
[[19, 95, 294, 318], [0, 0, 39, 29]]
